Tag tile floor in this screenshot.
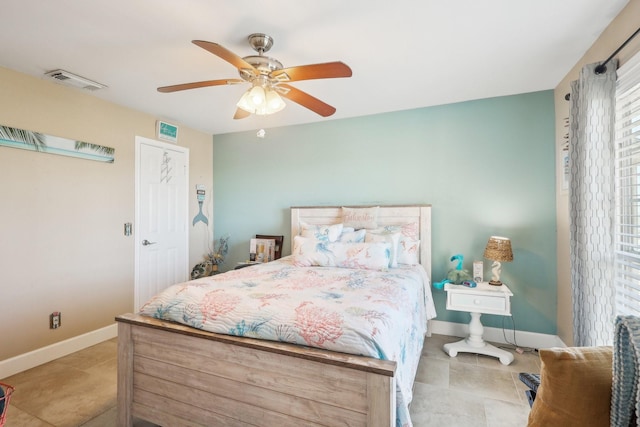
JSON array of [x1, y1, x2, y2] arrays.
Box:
[[1, 334, 535, 426]]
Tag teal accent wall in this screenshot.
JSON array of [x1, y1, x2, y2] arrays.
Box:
[[213, 90, 557, 335]]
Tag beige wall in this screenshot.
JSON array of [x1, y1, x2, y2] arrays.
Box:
[[0, 67, 213, 360], [554, 0, 640, 345]]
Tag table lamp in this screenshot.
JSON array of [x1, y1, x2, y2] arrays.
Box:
[[483, 236, 513, 286]]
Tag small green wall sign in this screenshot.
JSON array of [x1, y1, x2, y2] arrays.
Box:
[[157, 120, 178, 143]]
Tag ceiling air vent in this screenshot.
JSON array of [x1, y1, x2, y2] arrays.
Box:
[[44, 69, 107, 91]]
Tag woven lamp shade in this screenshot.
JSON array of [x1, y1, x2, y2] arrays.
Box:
[[483, 236, 513, 262]]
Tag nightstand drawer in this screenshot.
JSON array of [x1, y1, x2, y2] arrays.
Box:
[[449, 292, 505, 311], [444, 283, 512, 316]]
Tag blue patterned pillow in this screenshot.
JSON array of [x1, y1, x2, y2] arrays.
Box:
[[299, 222, 343, 242], [365, 230, 400, 268], [370, 222, 421, 265]]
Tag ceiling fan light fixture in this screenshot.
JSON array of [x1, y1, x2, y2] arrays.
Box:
[[265, 89, 286, 112], [237, 86, 286, 115], [249, 85, 266, 105], [236, 90, 255, 113]]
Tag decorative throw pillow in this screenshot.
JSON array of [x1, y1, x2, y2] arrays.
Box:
[[292, 236, 335, 267], [299, 222, 343, 242], [342, 206, 379, 229], [365, 230, 400, 268], [527, 346, 613, 427], [371, 222, 420, 265], [332, 241, 391, 271], [397, 238, 420, 265], [292, 236, 390, 271], [337, 229, 367, 243]]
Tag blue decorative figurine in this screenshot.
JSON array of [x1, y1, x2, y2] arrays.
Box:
[[433, 254, 473, 289]]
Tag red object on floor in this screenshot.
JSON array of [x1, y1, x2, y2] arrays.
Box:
[[0, 382, 14, 427]]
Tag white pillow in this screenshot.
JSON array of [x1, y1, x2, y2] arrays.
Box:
[[342, 206, 379, 229], [299, 222, 343, 242], [398, 238, 420, 265], [365, 231, 400, 268], [293, 235, 335, 266], [333, 241, 390, 271], [337, 229, 366, 243], [371, 222, 421, 265], [292, 236, 390, 271]]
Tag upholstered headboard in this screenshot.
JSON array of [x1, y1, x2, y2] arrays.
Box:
[[290, 205, 432, 277]]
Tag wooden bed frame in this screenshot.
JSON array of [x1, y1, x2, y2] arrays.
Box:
[[117, 204, 432, 426]]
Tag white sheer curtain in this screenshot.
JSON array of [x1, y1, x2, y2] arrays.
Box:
[[569, 61, 617, 346]]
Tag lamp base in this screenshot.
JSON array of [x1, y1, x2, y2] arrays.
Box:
[[488, 280, 503, 286]]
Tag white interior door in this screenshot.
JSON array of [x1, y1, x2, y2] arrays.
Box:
[[135, 136, 189, 311]]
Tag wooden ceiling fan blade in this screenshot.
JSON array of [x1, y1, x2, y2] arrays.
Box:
[[192, 40, 257, 75], [271, 62, 352, 82], [278, 84, 336, 117], [157, 79, 243, 93], [233, 108, 251, 120]]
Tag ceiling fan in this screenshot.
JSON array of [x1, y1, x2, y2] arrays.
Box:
[[157, 33, 352, 119]]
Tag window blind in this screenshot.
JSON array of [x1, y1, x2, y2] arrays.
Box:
[[615, 51, 640, 316]]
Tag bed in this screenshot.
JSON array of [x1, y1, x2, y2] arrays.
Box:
[[117, 204, 434, 427]]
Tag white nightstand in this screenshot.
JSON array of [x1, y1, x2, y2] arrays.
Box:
[[443, 282, 514, 365]]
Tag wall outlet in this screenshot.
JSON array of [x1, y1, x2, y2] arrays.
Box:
[[50, 312, 61, 329]]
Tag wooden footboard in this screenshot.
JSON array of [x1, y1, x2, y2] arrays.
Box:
[[116, 313, 397, 427]]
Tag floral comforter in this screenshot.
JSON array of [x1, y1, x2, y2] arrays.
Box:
[[139, 256, 437, 427]]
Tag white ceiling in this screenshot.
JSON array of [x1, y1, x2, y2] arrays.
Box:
[[0, 0, 629, 136]]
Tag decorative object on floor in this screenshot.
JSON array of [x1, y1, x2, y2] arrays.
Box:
[[190, 234, 230, 279], [483, 236, 513, 285], [518, 372, 540, 408], [157, 33, 352, 119], [0, 124, 115, 163], [0, 382, 14, 427]]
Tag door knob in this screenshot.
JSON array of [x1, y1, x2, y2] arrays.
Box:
[[142, 239, 157, 246]]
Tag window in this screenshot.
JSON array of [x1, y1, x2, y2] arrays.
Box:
[[614, 51, 640, 316]]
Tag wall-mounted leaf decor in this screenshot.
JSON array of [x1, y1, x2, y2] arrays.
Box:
[[0, 124, 115, 163]]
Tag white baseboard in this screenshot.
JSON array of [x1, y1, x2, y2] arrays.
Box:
[[0, 323, 117, 379], [429, 319, 565, 350]]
